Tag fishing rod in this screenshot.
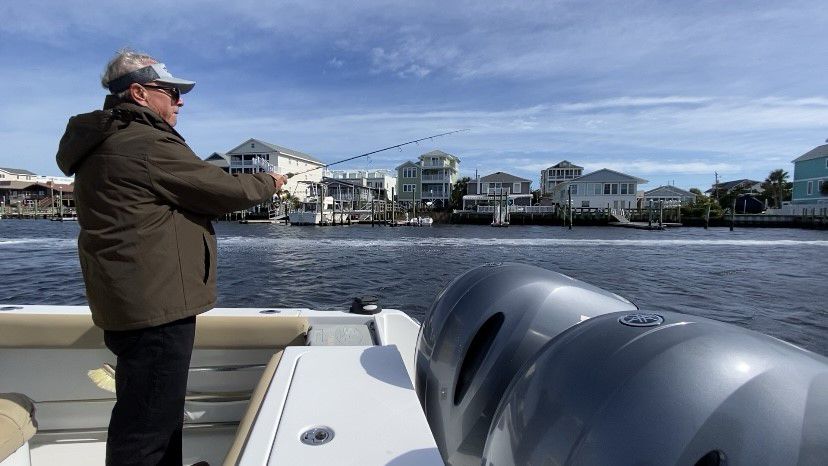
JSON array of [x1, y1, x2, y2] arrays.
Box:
[[284, 129, 468, 179]]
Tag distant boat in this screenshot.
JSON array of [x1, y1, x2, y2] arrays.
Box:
[[289, 196, 348, 226], [407, 216, 433, 226]]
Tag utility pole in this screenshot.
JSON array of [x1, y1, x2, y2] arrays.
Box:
[[567, 184, 572, 230], [714, 171, 720, 203]]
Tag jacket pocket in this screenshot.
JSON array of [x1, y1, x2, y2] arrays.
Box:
[[202, 233, 211, 284]]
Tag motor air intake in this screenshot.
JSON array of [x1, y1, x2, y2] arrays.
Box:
[[414, 263, 638, 466]]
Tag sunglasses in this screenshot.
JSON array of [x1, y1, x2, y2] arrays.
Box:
[[142, 84, 181, 102]]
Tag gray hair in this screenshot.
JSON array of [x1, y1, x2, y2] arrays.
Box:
[[100, 48, 157, 99]]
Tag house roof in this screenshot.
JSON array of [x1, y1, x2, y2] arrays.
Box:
[[395, 160, 420, 170], [546, 160, 582, 170], [0, 167, 36, 176], [479, 171, 530, 183], [792, 144, 828, 163], [226, 138, 323, 164], [419, 149, 460, 162], [204, 152, 229, 167], [644, 185, 696, 197], [570, 168, 648, 184], [705, 179, 761, 193], [0, 180, 73, 191]]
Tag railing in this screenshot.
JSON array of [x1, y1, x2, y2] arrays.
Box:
[[476, 205, 555, 213], [422, 175, 450, 182]]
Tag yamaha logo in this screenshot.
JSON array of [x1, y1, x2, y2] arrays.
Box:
[[619, 313, 664, 327]]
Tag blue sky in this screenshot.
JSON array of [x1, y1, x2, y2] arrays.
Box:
[[2, 0, 828, 191]]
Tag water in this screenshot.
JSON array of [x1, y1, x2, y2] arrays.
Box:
[[1, 219, 826, 356]]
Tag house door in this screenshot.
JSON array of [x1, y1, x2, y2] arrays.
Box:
[[613, 200, 619, 209]]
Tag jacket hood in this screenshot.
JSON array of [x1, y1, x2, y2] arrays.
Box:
[[56, 96, 179, 176], [56, 96, 127, 176]]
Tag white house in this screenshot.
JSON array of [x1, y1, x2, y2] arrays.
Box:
[[644, 185, 697, 206], [205, 139, 326, 194], [328, 169, 398, 201], [552, 168, 648, 209], [0, 167, 37, 182]]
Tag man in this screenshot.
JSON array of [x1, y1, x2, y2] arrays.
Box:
[[56, 49, 286, 465]]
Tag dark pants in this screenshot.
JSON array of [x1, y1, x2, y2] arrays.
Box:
[[104, 316, 196, 466]]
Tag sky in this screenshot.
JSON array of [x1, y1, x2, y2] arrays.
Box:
[[2, 0, 828, 191]]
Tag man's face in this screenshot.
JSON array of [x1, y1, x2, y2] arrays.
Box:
[[142, 83, 182, 127]]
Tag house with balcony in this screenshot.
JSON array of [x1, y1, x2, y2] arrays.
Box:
[[204, 139, 326, 193], [328, 169, 397, 201], [462, 172, 533, 210], [552, 168, 647, 210], [540, 161, 583, 196], [395, 150, 460, 207], [791, 143, 828, 210], [644, 185, 697, 206]]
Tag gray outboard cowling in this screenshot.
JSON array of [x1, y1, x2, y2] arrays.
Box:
[[415, 263, 638, 466], [483, 310, 828, 466]]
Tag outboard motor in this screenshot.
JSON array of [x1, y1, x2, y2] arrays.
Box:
[[482, 311, 828, 466], [414, 263, 638, 466]]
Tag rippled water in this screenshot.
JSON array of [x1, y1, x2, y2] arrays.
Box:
[[2, 219, 826, 356]]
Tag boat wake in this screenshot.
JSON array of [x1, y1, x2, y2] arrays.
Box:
[[220, 236, 828, 249]]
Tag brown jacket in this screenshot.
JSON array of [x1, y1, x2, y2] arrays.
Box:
[[56, 98, 276, 331]]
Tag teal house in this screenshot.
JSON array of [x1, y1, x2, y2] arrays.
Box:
[[791, 144, 828, 207]]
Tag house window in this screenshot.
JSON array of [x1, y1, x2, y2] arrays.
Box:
[[581, 201, 590, 207], [807, 181, 813, 195], [403, 184, 415, 193], [603, 183, 611, 195], [620, 184, 628, 195], [593, 183, 601, 195], [403, 167, 417, 178], [611, 184, 619, 195], [513, 183, 520, 193], [569, 184, 578, 195]]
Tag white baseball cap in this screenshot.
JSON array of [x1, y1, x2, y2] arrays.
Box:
[[107, 63, 195, 94]]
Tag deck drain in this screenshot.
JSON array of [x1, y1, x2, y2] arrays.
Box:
[[0, 306, 23, 311], [300, 426, 334, 445], [259, 309, 280, 314]]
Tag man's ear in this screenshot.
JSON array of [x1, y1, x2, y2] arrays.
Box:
[[128, 83, 149, 107]]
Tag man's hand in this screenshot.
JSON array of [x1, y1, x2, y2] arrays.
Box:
[[269, 173, 288, 191]]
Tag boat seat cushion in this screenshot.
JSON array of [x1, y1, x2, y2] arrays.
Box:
[[0, 314, 308, 349], [0, 393, 36, 461], [223, 350, 284, 466]]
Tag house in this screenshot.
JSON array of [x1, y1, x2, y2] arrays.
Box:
[[0, 167, 37, 182], [552, 169, 647, 210], [644, 185, 697, 206], [705, 179, 762, 196], [0, 180, 74, 211], [204, 139, 326, 192], [791, 144, 828, 208], [463, 172, 532, 210], [395, 150, 460, 207], [540, 161, 583, 196], [328, 169, 398, 201]]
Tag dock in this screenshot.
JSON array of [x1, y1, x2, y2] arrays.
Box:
[[609, 221, 682, 230]]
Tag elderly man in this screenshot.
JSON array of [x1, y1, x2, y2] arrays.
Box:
[[56, 49, 286, 465]]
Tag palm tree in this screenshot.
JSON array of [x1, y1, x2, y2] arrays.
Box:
[[764, 169, 789, 209]]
